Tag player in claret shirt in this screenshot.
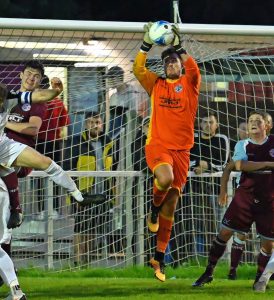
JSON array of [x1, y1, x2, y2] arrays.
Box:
[[0, 82, 91, 208], [193, 111, 274, 289], [133, 23, 201, 281]]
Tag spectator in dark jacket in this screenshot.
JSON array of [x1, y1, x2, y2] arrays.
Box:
[[64, 111, 114, 265]]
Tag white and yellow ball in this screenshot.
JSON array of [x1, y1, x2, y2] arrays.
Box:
[[149, 20, 174, 46]]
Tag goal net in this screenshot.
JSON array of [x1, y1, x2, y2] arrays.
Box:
[[0, 19, 273, 271]]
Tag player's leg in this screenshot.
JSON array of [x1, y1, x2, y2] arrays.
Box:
[[8, 167, 34, 228], [0, 138, 83, 203], [192, 227, 233, 287], [12, 146, 85, 203], [228, 233, 247, 280], [150, 150, 189, 282], [253, 201, 274, 290], [150, 187, 179, 282], [262, 250, 274, 276], [253, 240, 273, 288], [0, 248, 26, 300], [145, 144, 173, 233], [0, 180, 26, 299], [193, 188, 253, 287], [1, 171, 23, 229], [253, 239, 274, 292], [148, 164, 173, 233]]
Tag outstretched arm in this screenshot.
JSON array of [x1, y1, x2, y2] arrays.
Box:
[[6, 77, 63, 108], [31, 77, 63, 103]]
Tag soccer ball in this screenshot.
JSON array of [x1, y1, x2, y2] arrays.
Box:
[[149, 20, 174, 46]]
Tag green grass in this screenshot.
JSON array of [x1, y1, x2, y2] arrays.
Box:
[[1, 265, 273, 299]]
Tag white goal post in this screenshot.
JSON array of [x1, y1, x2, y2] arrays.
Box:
[[0, 18, 273, 271]]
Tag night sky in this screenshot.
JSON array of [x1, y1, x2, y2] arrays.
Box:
[[0, 0, 273, 25]]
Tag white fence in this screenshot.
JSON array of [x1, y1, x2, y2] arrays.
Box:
[[12, 171, 260, 271]]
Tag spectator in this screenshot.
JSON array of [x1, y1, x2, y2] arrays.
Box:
[[237, 121, 248, 140], [131, 117, 153, 259], [230, 121, 248, 153], [36, 75, 70, 164], [132, 116, 150, 173], [36, 75, 70, 213], [105, 66, 143, 138], [64, 111, 114, 265], [187, 111, 230, 254]]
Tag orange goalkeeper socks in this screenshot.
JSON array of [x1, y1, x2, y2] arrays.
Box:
[[156, 214, 173, 253]]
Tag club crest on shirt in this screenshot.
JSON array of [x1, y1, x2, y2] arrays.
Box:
[[21, 103, 31, 111], [269, 149, 274, 158], [174, 84, 183, 93]]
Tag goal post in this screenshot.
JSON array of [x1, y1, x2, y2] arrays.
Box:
[[0, 18, 273, 271]]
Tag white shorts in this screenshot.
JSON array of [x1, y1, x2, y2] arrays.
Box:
[[0, 179, 12, 244], [0, 134, 27, 169]]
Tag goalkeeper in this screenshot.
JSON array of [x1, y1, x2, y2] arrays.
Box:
[[133, 22, 201, 282]]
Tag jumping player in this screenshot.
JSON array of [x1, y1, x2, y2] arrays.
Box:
[[133, 23, 201, 281], [193, 111, 274, 290], [0, 82, 91, 206], [3, 61, 47, 229]]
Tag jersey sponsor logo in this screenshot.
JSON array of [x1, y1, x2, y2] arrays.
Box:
[[159, 97, 182, 108], [174, 84, 183, 93], [269, 149, 274, 158], [8, 114, 24, 123], [21, 103, 31, 111]]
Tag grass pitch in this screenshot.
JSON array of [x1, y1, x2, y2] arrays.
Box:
[[0, 265, 273, 299]]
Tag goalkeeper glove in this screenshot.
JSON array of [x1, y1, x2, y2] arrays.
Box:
[[140, 22, 153, 52], [172, 24, 187, 55]]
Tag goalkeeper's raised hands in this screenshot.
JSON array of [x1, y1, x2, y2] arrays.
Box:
[[140, 22, 153, 53], [172, 24, 187, 55]]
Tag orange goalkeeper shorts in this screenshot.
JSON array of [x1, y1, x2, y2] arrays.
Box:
[[145, 144, 190, 191]]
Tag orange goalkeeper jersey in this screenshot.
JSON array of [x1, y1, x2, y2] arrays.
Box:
[[133, 51, 201, 150]]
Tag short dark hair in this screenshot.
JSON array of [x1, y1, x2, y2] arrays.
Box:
[[40, 75, 50, 89], [105, 66, 124, 81], [201, 110, 218, 121], [22, 60, 44, 77], [85, 111, 101, 120], [161, 47, 180, 61]]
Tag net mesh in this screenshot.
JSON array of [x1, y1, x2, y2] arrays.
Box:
[[0, 21, 273, 271]]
